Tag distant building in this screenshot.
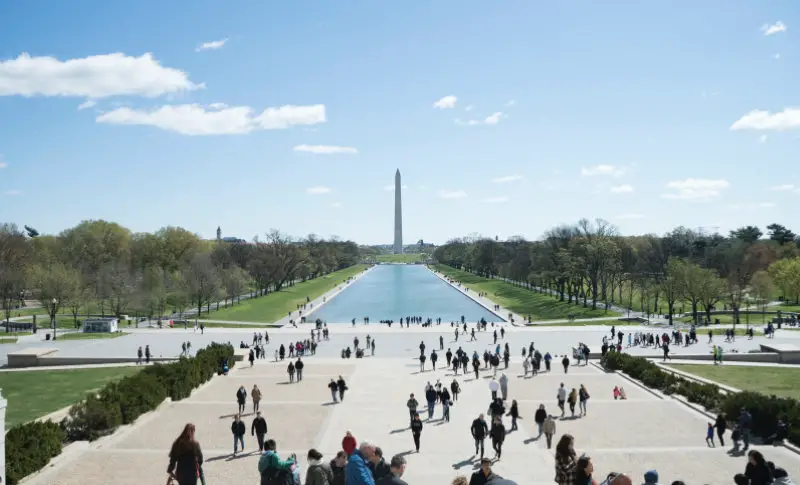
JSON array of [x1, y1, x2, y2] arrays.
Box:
[[222, 236, 246, 244], [216, 226, 222, 241], [82, 317, 119, 333]]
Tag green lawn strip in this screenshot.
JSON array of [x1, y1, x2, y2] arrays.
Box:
[[170, 322, 275, 329], [55, 331, 129, 341], [374, 254, 429, 263], [778, 304, 800, 313], [431, 264, 618, 320], [12, 316, 81, 329], [533, 319, 637, 327], [664, 364, 800, 400], [200, 264, 369, 323], [0, 366, 143, 426], [0, 338, 18, 344], [676, 314, 774, 326]]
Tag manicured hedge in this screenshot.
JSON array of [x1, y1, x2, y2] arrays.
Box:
[[602, 352, 800, 444], [5, 342, 234, 484]]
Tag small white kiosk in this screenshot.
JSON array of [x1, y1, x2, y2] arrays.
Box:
[[81, 317, 119, 333]]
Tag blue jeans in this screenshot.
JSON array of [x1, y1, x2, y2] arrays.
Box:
[[427, 402, 434, 419], [234, 435, 244, 453]]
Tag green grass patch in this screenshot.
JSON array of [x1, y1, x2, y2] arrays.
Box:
[[778, 304, 800, 313], [170, 321, 274, 329], [201, 264, 369, 323], [534, 319, 637, 327], [13, 316, 81, 329], [676, 314, 773, 326], [665, 364, 800, 400], [0, 366, 143, 426], [0, 337, 18, 344], [432, 264, 619, 320], [374, 253, 429, 263], [55, 331, 128, 341]]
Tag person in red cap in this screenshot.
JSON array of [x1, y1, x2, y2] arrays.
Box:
[[342, 430, 358, 455]]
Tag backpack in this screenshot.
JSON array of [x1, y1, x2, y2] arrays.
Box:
[[260, 467, 295, 485]]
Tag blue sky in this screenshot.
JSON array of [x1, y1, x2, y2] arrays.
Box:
[[0, 1, 798, 245]]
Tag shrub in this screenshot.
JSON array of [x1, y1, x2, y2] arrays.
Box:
[[6, 342, 234, 484], [5, 420, 65, 485]]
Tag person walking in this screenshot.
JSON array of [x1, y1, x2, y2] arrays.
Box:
[[715, 413, 727, 447], [543, 415, 556, 449], [306, 448, 334, 485], [489, 377, 499, 401], [342, 431, 358, 456], [451, 379, 460, 402], [490, 416, 506, 460], [425, 384, 437, 420], [567, 388, 578, 417], [469, 458, 500, 485], [706, 422, 715, 447], [236, 385, 247, 414], [287, 361, 296, 383], [410, 412, 423, 452], [534, 404, 547, 437], [329, 451, 347, 485], [376, 454, 409, 485], [554, 434, 577, 485], [740, 408, 753, 451], [471, 414, 489, 459], [167, 423, 204, 485], [251, 411, 267, 452], [557, 383, 567, 417], [441, 386, 452, 422], [295, 357, 305, 381], [561, 355, 570, 374], [231, 414, 246, 455], [329, 379, 339, 403], [406, 394, 419, 423], [506, 400, 521, 431], [251, 384, 262, 413], [431, 350, 438, 370], [498, 373, 509, 401], [419, 353, 426, 372], [337, 376, 348, 402], [578, 385, 589, 417]]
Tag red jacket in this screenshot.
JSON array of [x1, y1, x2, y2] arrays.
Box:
[[342, 435, 357, 455]]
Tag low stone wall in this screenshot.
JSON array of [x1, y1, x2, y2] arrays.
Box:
[[588, 351, 781, 363]]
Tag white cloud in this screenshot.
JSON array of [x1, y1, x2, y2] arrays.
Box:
[[761, 21, 787, 36], [482, 196, 509, 203], [96, 103, 326, 135], [492, 174, 523, 183], [730, 108, 800, 131], [77, 100, 96, 110], [580, 164, 626, 177], [0, 53, 201, 98], [770, 184, 796, 191], [306, 186, 331, 195], [661, 178, 729, 201], [759, 134, 768, 143], [208, 102, 228, 110], [438, 189, 467, 199], [456, 112, 504, 126], [196, 38, 228, 51], [464, 105, 473, 112], [331, 202, 343, 208], [433, 95, 457, 109], [610, 184, 634, 194], [383, 184, 408, 191], [616, 213, 644, 220], [293, 144, 357, 155]]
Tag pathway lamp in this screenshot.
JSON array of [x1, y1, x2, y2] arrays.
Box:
[[746, 298, 750, 330], [51, 298, 58, 341]]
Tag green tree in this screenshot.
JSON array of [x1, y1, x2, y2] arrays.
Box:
[[661, 258, 684, 325], [30, 261, 81, 333]]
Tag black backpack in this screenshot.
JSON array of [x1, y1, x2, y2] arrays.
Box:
[[260, 467, 294, 485]]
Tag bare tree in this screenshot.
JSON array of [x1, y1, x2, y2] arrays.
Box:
[[0, 224, 30, 325], [184, 252, 220, 318]]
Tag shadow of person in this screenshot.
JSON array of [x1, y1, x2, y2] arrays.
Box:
[[451, 457, 476, 470]]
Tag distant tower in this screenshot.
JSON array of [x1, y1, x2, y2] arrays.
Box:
[[394, 169, 403, 254], [216, 226, 222, 241]]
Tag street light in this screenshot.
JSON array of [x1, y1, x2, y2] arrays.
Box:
[[51, 298, 58, 341]]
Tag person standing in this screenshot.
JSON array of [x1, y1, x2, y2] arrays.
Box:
[[137, 346, 143, 364], [258, 439, 296, 484], [231, 415, 245, 455], [469, 458, 500, 485], [567, 388, 577, 417], [251, 411, 267, 451], [287, 361, 296, 383], [554, 434, 577, 485], [295, 357, 305, 381], [419, 352, 426, 372], [440, 335, 444, 350], [145, 345, 151, 364], [440, 386, 452, 422], [236, 386, 247, 414], [490, 417, 506, 460], [578, 385, 589, 417], [342, 431, 358, 456], [451, 379, 460, 402], [431, 350, 438, 370], [251, 384, 262, 413], [410, 413, 423, 452], [543, 415, 556, 449], [498, 373, 509, 401], [425, 384, 437, 420], [329, 451, 347, 485], [337, 376, 348, 402], [489, 378, 499, 401], [506, 400, 520, 431], [471, 414, 489, 459], [739, 408, 752, 451], [167, 423, 204, 485], [534, 404, 547, 437], [715, 413, 727, 447], [406, 393, 419, 423], [561, 355, 570, 374], [376, 454, 408, 485], [369, 447, 391, 482], [306, 448, 334, 485], [329, 379, 339, 403]]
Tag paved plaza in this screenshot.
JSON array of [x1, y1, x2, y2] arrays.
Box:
[[24, 346, 800, 485]]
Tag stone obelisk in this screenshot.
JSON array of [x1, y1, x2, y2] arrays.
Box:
[[394, 169, 403, 254]]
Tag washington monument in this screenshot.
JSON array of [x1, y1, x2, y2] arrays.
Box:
[[394, 169, 403, 254]]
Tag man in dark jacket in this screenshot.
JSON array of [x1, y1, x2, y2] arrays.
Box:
[[376, 454, 408, 485], [295, 357, 305, 381], [469, 458, 501, 485], [368, 447, 392, 482], [231, 414, 246, 455], [236, 385, 247, 414], [330, 451, 347, 485], [471, 414, 489, 458], [251, 411, 268, 451]]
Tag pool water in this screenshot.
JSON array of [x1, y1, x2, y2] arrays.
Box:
[[312, 265, 503, 323]]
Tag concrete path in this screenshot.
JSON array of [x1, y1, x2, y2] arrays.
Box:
[[23, 356, 800, 485]]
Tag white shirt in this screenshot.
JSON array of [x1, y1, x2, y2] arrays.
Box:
[[489, 380, 499, 392], [557, 387, 567, 400]]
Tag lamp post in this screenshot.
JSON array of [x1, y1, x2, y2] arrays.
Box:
[[746, 297, 750, 330], [51, 298, 58, 341]]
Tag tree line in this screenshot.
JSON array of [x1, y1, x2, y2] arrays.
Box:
[[0, 220, 360, 325], [433, 219, 800, 325]]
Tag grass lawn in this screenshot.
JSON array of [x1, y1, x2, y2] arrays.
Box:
[[0, 366, 143, 427], [12, 315, 82, 329], [0, 337, 18, 344], [676, 314, 774, 326], [535, 319, 639, 327], [55, 331, 129, 341], [778, 304, 800, 313], [432, 264, 619, 320], [170, 321, 275, 329], [201, 264, 369, 323], [374, 254, 429, 263], [665, 364, 800, 399]]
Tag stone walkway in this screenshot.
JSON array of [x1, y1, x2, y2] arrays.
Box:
[[25, 355, 800, 485]]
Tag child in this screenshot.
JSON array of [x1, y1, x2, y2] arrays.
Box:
[[706, 422, 715, 447], [613, 386, 621, 400]]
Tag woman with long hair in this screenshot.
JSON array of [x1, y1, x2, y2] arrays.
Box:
[[168, 423, 204, 485], [742, 449, 773, 485], [554, 434, 577, 485], [574, 454, 596, 485]]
